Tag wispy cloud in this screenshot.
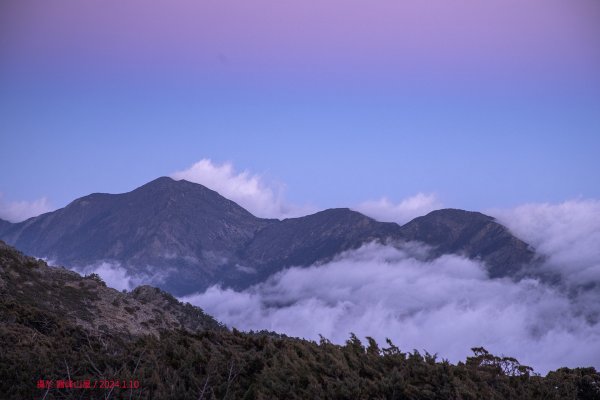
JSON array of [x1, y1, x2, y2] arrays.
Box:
[[71, 262, 173, 292], [0, 193, 54, 223], [171, 159, 314, 219], [354, 193, 443, 224]]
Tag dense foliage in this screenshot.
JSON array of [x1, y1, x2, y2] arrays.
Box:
[[1, 300, 599, 400]]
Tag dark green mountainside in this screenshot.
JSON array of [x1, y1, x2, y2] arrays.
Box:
[[1, 242, 597, 399], [0, 178, 535, 295]]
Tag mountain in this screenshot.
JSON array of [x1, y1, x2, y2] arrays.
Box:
[[1, 177, 272, 294], [0, 218, 11, 236], [231, 208, 403, 287], [399, 209, 535, 278], [0, 178, 536, 295]]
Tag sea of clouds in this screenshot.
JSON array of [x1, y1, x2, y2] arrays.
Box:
[[177, 196, 600, 375]]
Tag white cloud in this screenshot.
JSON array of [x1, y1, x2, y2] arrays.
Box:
[[0, 193, 54, 223], [490, 199, 600, 285], [354, 193, 442, 224], [171, 159, 313, 219], [71, 262, 173, 292], [181, 243, 600, 374]]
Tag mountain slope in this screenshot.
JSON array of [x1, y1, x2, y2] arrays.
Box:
[[2, 177, 272, 293], [0, 218, 12, 236], [399, 209, 535, 278], [0, 240, 223, 336], [231, 208, 403, 287], [4, 177, 268, 264]]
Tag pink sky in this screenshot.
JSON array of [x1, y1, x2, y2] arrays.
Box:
[[2, 0, 599, 88]]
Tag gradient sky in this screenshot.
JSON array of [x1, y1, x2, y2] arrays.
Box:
[[1, 0, 599, 218]]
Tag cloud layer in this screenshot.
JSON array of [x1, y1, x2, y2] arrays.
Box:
[[490, 199, 600, 285], [176, 199, 600, 374], [354, 193, 443, 224], [0, 194, 53, 223], [181, 242, 600, 374], [171, 159, 313, 219]]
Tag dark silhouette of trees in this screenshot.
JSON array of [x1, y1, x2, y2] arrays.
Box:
[[2, 299, 599, 400]]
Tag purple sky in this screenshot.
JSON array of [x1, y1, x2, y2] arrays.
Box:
[[1, 0, 599, 216], [3, 0, 599, 88]]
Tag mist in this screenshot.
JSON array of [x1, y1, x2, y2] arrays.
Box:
[[70, 262, 172, 292]]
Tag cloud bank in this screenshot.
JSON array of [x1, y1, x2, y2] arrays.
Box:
[[171, 159, 313, 219], [354, 193, 443, 224], [0, 194, 53, 223], [65, 194, 599, 375], [490, 199, 600, 285], [181, 242, 600, 374]]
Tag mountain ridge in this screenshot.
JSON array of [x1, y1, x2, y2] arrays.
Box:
[[0, 177, 535, 295], [399, 209, 536, 278]]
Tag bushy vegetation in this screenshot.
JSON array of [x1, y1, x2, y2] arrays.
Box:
[[1, 300, 599, 400]]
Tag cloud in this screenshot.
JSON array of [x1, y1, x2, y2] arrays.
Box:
[[0, 194, 54, 223], [70, 262, 172, 292], [181, 242, 600, 374], [490, 199, 600, 285], [171, 159, 314, 219], [354, 193, 442, 224]]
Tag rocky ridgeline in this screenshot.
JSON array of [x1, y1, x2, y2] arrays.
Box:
[[0, 241, 223, 337]]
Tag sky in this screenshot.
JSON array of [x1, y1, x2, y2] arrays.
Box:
[[1, 0, 599, 221]]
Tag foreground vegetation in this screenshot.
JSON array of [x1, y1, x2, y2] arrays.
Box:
[[1, 300, 598, 400]]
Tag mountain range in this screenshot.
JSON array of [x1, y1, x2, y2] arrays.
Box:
[[0, 177, 535, 295]]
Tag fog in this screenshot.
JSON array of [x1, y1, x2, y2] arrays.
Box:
[[71, 262, 172, 292]]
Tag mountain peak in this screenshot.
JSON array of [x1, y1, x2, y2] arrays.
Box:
[[399, 208, 534, 277], [0, 177, 271, 293], [422, 208, 493, 221], [134, 176, 211, 194]]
